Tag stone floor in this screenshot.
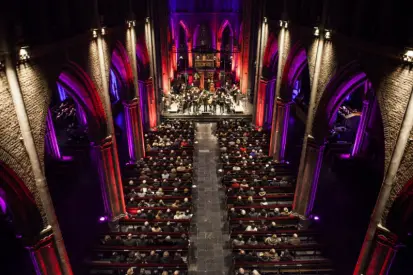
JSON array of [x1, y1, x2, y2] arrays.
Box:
[[189, 123, 232, 275]]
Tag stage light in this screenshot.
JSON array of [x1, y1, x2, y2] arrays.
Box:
[[403, 49, 413, 63], [92, 29, 98, 38], [99, 216, 107, 222], [127, 20, 136, 28], [324, 29, 331, 40], [279, 20, 288, 29], [313, 216, 320, 221], [19, 47, 30, 62], [314, 27, 320, 37]]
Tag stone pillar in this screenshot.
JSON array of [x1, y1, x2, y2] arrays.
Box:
[[254, 78, 267, 127], [352, 99, 370, 157], [187, 40, 193, 68], [294, 135, 325, 216], [123, 98, 143, 161], [216, 40, 222, 67], [27, 229, 66, 275], [233, 45, 240, 82], [273, 98, 292, 161], [91, 136, 126, 220], [45, 110, 62, 160], [240, 0, 252, 94], [365, 226, 399, 275], [146, 79, 157, 129]]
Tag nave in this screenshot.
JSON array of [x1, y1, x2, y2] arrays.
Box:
[[85, 119, 333, 275]]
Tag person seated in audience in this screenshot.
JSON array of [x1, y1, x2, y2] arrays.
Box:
[[147, 199, 156, 207], [260, 197, 268, 206], [183, 171, 191, 180], [172, 200, 181, 208], [140, 180, 148, 187], [231, 179, 240, 189], [240, 209, 247, 218], [126, 267, 135, 275], [151, 223, 162, 232], [177, 163, 186, 172], [289, 233, 301, 246], [232, 234, 245, 246], [176, 234, 188, 246], [246, 196, 254, 205], [136, 235, 147, 246], [128, 180, 135, 186], [182, 197, 191, 207], [173, 252, 183, 263], [162, 221, 173, 232], [237, 188, 246, 197], [246, 187, 255, 196], [268, 208, 280, 217], [128, 197, 137, 206], [137, 188, 146, 198], [161, 170, 169, 179], [248, 208, 259, 218], [268, 249, 280, 261], [169, 168, 177, 179], [258, 188, 266, 197], [265, 234, 281, 245], [240, 179, 249, 188], [141, 221, 151, 232], [102, 235, 117, 246], [174, 223, 185, 232], [110, 252, 125, 263], [281, 207, 291, 216], [258, 251, 270, 262], [160, 251, 171, 263], [155, 188, 164, 196], [235, 220, 245, 231], [245, 223, 258, 231], [251, 270, 260, 275], [146, 209, 155, 220], [247, 235, 258, 246], [235, 249, 246, 261], [280, 249, 294, 261], [162, 179, 171, 187], [157, 199, 166, 207], [234, 196, 245, 206], [259, 209, 267, 218], [123, 233, 137, 246], [229, 208, 238, 219], [146, 250, 159, 263], [155, 210, 164, 220], [170, 188, 180, 196], [236, 268, 248, 275], [258, 220, 268, 231], [163, 235, 175, 246]]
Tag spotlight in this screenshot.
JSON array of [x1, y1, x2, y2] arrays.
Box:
[[279, 20, 288, 29], [127, 20, 136, 28], [99, 216, 107, 222], [92, 29, 98, 38], [19, 46, 30, 62], [324, 29, 332, 40], [313, 27, 320, 37], [313, 216, 320, 221], [402, 49, 413, 64], [101, 27, 106, 36]]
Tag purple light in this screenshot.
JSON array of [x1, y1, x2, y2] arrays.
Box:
[[340, 153, 351, 159], [314, 216, 320, 221], [408, 232, 412, 236], [99, 216, 107, 222]]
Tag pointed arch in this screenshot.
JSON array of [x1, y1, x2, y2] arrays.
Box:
[[0, 156, 43, 244], [263, 32, 279, 68], [178, 20, 191, 41], [111, 41, 134, 101], [57, 62, 108, 142], [280, 43, 309, 101], [217, 19, 234, 42], [136, 36, 150, 67], [312, 61, 370, 144]]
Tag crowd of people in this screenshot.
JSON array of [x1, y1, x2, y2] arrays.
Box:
[[88, 119, 194, 275], [162, 82, 242, 115], [216, 119, 330, 274]]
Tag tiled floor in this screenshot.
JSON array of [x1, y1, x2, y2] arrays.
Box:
[[189, 123, 232, 275]]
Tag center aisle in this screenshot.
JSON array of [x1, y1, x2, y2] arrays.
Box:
[[189, 122, 231, 275]]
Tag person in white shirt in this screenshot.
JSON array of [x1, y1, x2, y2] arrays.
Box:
[[245, 223, 258, 231]]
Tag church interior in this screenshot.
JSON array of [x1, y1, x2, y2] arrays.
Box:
[[1, 0, 413, 274]]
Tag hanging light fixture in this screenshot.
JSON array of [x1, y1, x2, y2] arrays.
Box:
[[324, 29, 332, 40], [402, 49, 413, 63], [279, 20, 288, 29], [19, 46, 31, 62], [126, 20, 136, 28], [313, 27, 320, 37]]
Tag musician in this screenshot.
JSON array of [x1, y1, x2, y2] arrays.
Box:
[[202, 93, 209, 112]]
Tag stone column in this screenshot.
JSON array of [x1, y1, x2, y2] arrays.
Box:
[[187, 39, 193, 68], [254, 78, 268, 127], [239, 0, 252, 94], [352, 99, 370, 157], [273, 98, 292, 161], [293, 135, 325, 216], [123, 98, 143, 161], [233, 45, 240, 81], [26, 228, 66, 275], [91, 136, 126, 220], [365, 226, 399, 275]]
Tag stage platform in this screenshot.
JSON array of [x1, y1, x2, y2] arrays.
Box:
[[161, 113, 253, 122]]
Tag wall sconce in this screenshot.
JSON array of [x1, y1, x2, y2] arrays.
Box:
[[264, 17, 267, 23], [126, 20, 136, 28], [146, 17, 150, 23], [179, 56, 183, 60], [402, 49, 413, 63], [101, 27, 106, 36], [279, 20, 288, 29], [314, 27, 320, 37], [92, 29, 98, 38], [19, 46, 30, 62], [324, 29, 332, 40]]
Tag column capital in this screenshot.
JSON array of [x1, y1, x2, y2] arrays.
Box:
[[376, 225, 399, 248], [122, 97, 139, 108], [25, 225, 54, 251], [276, 97, 293, 106], [259, 77, 269, 84]]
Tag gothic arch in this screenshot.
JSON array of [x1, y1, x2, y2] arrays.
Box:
[[312, 61, 373, 144], [280, 43, 309, 101], [57, 62, 108, 142], [111, 41, 134, 101], [217, 19, 234, 51], [263, 32, 279, 68], [0, 156, 43, 245], [178, 20, 191, 41]]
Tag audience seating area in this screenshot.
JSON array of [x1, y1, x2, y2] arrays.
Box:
[[87, 119, 194, 275], [216, 119, 334, 275]]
